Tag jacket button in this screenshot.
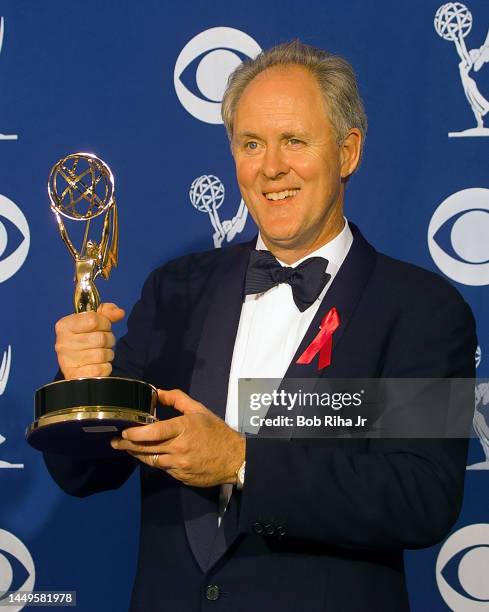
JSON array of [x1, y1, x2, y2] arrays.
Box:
[[205, 584, 220, 601], [277, 525, 287, 537], [264, 523, 275, 536], [253, 522, 264, 535]]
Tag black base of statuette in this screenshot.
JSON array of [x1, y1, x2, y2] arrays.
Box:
[[26, 377, 158, 457]]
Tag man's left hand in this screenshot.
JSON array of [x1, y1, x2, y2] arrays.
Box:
[[111, 389, 245, 488]]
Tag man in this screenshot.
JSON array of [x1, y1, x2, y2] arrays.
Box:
[[46, 41, 476, 611]]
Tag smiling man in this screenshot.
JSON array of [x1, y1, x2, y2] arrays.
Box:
[[231, 63, 359, 263], [45, 41, 476, 611]]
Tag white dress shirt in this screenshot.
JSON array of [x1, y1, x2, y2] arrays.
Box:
[[225, 219, 353, 431], [218, 219, 353, 522]]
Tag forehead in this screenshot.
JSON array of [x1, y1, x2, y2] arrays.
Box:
[[234, 65, 330, 134]]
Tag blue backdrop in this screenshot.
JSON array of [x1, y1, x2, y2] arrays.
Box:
[[1, 1, 488, 610]]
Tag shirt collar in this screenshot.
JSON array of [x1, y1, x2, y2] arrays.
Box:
[[255, 217, 353, 283]]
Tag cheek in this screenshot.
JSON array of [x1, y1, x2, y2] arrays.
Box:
[[236, 158, 260, 189], [289, 154, 324, 183], [301, 164, 337, 198]]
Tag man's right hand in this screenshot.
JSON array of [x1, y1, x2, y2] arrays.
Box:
[[55, 303, 125, 380]]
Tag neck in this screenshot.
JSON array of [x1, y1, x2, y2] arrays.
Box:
[[262, 207, 345, 265]]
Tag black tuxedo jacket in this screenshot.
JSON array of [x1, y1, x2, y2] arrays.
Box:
[[44, 224, 476, 611]]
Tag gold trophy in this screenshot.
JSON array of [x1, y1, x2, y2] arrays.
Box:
[[26, 153, 158, 456]]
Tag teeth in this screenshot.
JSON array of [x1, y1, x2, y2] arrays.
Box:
[[264, 189, 300, 201]]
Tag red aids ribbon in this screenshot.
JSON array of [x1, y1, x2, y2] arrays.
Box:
[[296, 307, 340, 370]]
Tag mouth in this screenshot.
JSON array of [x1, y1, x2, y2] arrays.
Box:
[[263, 188, 301, 202]]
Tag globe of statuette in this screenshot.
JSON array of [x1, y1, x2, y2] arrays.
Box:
[[48, 153, 114, 221], [434, 2, 472, 41], [189, 175, 225, 213]]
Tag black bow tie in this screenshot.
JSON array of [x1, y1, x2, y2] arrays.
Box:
[[245, 249, 331, 312]]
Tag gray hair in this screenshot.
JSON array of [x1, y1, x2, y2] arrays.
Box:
[[221, 40, 367, 159]]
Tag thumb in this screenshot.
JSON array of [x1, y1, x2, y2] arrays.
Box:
[[157, 389, 208, 415], [97, 302, 125, 323]]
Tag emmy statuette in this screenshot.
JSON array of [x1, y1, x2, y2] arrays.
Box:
[[26, 153, 158, 456]]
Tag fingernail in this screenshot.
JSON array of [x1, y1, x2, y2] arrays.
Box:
[[122, 430, 127, 439], [110, 439, 119, 449]]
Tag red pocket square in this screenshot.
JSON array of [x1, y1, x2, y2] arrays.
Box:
[[296, 307, 340, 370]]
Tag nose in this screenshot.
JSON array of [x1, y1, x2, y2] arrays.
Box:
[[261, 143, 289, 179]]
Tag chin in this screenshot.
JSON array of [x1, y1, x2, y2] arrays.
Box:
[[259, 216, 301, 237], [261, 228, 302, 246]]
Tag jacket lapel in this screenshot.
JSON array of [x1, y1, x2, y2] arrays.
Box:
[[181, 239, 254, 573], [285, 223, 377, 380]]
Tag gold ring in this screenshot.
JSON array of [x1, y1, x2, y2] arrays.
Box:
[[152, 453, 159, 468]]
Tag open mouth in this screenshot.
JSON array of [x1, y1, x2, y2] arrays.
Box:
[[263, 189, 300, 202]]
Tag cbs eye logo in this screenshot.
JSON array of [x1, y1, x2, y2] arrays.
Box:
[[0, 529, 35, 611], [0, 194, 30, 283], [428, 188, 489, 286], [174, 27, 261, 124], [436, 523, 489, 610]]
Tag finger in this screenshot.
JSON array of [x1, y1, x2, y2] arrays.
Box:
[[98, 302, 126, 323], [111, 438, 173, 454], [62, 331, 116, 350], [122, 418, 183, 442], [62, 348, 114, 368], [63, 362, 112, 379], [157, 389, 207, 415], [57, 311, 113, 334], [127, 451, 174, 471]]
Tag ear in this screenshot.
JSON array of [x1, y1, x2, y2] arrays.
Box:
[[340, 128, 362, 178]]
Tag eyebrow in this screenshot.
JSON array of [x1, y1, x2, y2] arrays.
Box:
[[235, 131, 310, 141], [282, 131, 308, 140], [235, 131, 262, 141]]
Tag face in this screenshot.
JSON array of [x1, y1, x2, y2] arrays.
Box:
[[232, 65, 361, 259]]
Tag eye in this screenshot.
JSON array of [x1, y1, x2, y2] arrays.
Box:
[[287, 138, 303, 146], [174, 27, 261, 124], [0, 529, 35, 600], [245, 141, 259, 151], [427, 188, 489, 286], [0, 194, 30, 284]]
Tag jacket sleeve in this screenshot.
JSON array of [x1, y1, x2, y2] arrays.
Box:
[[238, 294, 476, 550], [43, 268, 162, 497]]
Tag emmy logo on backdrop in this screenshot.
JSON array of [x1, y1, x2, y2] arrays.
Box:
[[189, 175, 248, 248], [0, 345, 24, 469], [0, 16, 18, 141], [0, 344, 11, 396], [467, 381, 489, 470], [435, 3, 489, 137], [0, 433, 23, 469]]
